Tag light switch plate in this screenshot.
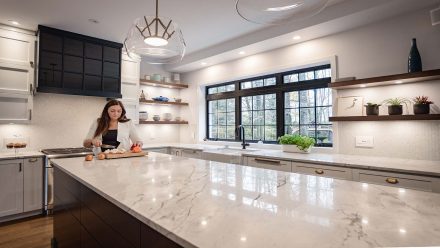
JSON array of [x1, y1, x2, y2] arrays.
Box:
[[355, 136, 374, 148]]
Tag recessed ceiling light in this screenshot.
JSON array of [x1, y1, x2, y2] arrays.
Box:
[[293, 35, 301, 40], [8, 20, 20, 25], [201, 62, 207, 66], [239, 51, 246, 55], [88, 18, 99, 24]]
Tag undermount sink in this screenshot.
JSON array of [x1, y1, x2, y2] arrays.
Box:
[[204, 146, 259, 155]]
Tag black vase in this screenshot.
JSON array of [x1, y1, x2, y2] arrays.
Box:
[[365, 105, 379, 115], [413, 104, 430, 115], [388, 105, 403, 115], [408, 38, 422, 72]]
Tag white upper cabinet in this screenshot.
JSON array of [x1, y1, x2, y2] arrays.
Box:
[[0, 25, 36, 95], [120, 52, 141, 123]]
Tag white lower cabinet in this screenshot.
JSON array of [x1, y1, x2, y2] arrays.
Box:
[[146, 147, 170, 154], [181, 149, 202, 159], [352, 169, 440, 193], [0, 157, 44, 220], [292, 161, 353, 180], [201, 152, 242, 165], [0, 159, 23, 217], [246, 157, 292, 172]]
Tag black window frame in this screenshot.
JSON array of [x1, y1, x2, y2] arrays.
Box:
[[206, 64, 332, 145]]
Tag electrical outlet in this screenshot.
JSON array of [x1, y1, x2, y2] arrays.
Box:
[[355, 136, 374, 148]]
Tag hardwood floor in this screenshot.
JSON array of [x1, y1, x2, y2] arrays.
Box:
[[0, 216, 53, 248]]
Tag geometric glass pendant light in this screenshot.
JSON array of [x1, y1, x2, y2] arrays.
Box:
[[124, 0, 186, 64], [235, 0, 330, 25]]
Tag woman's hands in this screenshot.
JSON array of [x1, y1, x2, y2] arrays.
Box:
[[134, 141, 143, 147], [92, 139, 102, 147]]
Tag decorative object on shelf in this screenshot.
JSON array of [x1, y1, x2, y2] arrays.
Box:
[[152, 96, 169, 102], [163, 113, 172, 121], [152, 74, 162, 81], [174, 98, 182, 103], [364, 102, 381, 116], [164, 77, 171, 83], [236, 0, 330, 25], [140, 90, 146, 100], [139, 111, 148, 120], [124, 0, 186, 64], [413, 96, 433, 115], [153, 115, 160, 121], [173, 73, 180, 82], [337, 96, 364, 116], [144, 75, 151, 80], [278, 134, 315, 153], [175, 116, 181, 121], [408, 38, 422, 72], [382, 97, 410, 115]]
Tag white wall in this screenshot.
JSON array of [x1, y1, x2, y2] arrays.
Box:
[[180, 7, 440, 160]]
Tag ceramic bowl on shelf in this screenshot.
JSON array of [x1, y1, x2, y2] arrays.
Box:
[[152, 96, 169, 102], [152, 74, 161, 81], [153, 115, 160, 121], [163, 113, 172, 121], [175, 116, 181, 122], [139, 111, 148, 120]]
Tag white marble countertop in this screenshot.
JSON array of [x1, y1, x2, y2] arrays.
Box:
[[0, 150, 45, 160], [52, 153, 440, 248], [143, 143, 440, 177]]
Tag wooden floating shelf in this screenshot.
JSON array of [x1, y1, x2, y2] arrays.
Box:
[[329, 69, 440, 89], [329, 114, 440, 122], [140, 79, 189, 89], [139, 99, 188, 106], [139, 120, 189, 124]]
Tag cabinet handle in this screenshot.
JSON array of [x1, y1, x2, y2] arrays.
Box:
[[28, 158, 38, 162], [315, 169, 324, 175], [30, 61, 34, 68], [385, 178, 399, 184], [254, 158, 281, 165], [19, 163, 22, 172]]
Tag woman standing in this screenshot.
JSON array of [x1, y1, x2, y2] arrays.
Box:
[[83, 100, 142, 151]]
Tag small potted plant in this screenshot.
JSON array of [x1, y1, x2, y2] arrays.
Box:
[[413, 96, 433, 114], [278, 134, 315, 153], [364, 102, 381, 116], [382, 97, 410, 115]]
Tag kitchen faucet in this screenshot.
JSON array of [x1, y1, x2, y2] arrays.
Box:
[[237, 125, 250, 149]]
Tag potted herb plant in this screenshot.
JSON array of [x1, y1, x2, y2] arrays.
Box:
[[413, 96, 433, 114], [364, 102, 380, 116], [278, 134, 315, 153], [382, 97, 410, 115]]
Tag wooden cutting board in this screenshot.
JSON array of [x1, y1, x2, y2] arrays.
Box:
[[104, 151, 148, 159]]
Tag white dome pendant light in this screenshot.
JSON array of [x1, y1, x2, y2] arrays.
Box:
[[125, 0, 186, 64], [236, 0, 330, 25]]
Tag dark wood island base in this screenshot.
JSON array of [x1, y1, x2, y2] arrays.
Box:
[[52, 167, 182, 248]]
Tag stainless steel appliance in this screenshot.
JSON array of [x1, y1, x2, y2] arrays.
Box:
[[41, 147, 93, 214]]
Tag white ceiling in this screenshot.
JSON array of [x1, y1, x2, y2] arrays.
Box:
[[1, 0, 439, 72]]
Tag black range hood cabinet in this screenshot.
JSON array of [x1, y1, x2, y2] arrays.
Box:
[[37, 25, 122, 98]]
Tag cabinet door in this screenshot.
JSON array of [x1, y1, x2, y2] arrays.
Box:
[[181, 149, 202, 159], [0, 27, 35, 95], [170, 148, 182, 156], [0, 159, 24, 217], [246, 157, 292, 172], [0, 92, 32, 124], [119, 99, 138, 124], [121, 53, 140, 101], [23, 157, 44, 212]]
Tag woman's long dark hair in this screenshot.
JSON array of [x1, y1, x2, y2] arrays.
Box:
[[93, 100, 130, 138]]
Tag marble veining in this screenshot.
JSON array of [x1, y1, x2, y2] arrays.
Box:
[[52, 153, 440, 248]]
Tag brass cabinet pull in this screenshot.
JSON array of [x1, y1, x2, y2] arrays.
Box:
[[254, 158, 281, 165], [386, 178, 399, 184], [28, 158, 38, 163], [315, 169, 324, 175]]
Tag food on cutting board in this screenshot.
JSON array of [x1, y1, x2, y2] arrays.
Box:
[[104, 148, 126, 154], [6, 143, 14, 149], [85, 154, 93, 161], [131, 144, 142, 153]]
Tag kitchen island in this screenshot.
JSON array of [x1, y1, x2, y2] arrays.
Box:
[[51, 153, 440, 248]]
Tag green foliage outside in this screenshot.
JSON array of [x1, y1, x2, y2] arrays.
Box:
[[278, 134, 315, 151]]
